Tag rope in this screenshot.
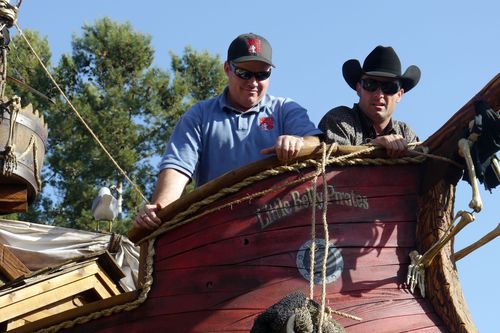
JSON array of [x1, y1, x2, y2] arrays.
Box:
[[308, 159, 319, 300], [14, 22, 149, 203], [408, 149, 463, 169], [318, 143, 330, 332], [327, 307, 362, 322]]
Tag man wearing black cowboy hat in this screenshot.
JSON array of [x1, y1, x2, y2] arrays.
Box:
[[319, 45, 421, 157]]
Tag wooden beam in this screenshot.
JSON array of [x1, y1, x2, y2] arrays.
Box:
[[0, 263, 99, 307], [7, 291, 138, 333], [1, 274, 102, 322], [95, 269, 123, 296], [0, 183, 28, 213], [0, 243, 30, 281], [7, 298, 84, 329]]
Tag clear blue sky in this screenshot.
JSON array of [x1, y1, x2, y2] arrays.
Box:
[[17, 1, 499, 331]]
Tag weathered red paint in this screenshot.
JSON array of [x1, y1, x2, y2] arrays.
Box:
[[63, 164, 447, 333]]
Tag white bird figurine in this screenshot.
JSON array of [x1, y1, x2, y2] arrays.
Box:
[[91, 186, 119, 221]]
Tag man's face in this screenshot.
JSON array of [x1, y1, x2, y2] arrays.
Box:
[[224, 60, 271, 111], [356, 75, 404, 132]]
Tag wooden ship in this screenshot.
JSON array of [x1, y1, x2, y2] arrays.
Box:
[[0, 72, 497, 332], [1, 3, 500, 332]]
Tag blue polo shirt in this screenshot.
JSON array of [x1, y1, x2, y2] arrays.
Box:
[[159, 89, 322, 186]]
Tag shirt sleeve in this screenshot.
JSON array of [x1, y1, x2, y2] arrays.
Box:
[[158, 105, 203, 178], [318, 107, 357, 145], [394, 121, 420, 143], [280, 99, 323, 137]]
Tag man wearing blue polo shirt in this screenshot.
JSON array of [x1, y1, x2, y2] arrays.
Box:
[[135, 33, 321, 230]]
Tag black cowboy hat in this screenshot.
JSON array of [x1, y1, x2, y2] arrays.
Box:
[[342, 45, 421, 92]]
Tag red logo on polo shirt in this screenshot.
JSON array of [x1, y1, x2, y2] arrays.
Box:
[[247, 39, 261, 55], [259, 117, 274, 130]]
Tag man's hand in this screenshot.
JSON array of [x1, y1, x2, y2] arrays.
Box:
[[133, 168, 189, 231], [134, 203, 163, 230], [260, 135, 305, 162], [372, 134, 409, 158]]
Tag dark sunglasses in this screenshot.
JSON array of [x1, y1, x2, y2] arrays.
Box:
[[230, 62, 271, 81], [360, 78, 401, 95]]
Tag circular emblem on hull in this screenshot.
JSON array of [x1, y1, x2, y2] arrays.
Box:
[[296, 239, 343, 284]]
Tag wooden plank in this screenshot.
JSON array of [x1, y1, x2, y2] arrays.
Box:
[[344, 314, 446, 333], [96, 251, 125, 282], [130, 286, 412, 316], [67, 299, 443, 333], [338, 298, 440, 326], [7, 291, 138, 333], [0, 183, 27, 202], [0, 262, 100, 307], [95, 270, 122, 296], [155, 228, 413, 269], [7, 298, 84, 329], [57, 308, 258, 333], [92, 279, 113, 300], [155, 220, 416, 265], [403, 325, 448, 333], [241, 246, 411, 269], [151, 262, 409, 301], [134, 298, 440, 332], [1, 274, 102, 322], [52, 291, 446, 333], [0, 183, 27, 213], [0, 243, 30, 280]]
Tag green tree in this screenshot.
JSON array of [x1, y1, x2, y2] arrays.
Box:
[[5, 18, 226, 233], [5, 29, 55, 107]]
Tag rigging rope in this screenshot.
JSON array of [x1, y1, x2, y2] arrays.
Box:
[[14, 22, 149, 203], [318, 143, 331, 331]]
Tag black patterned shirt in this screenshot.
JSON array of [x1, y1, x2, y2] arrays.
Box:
[[318, 104, 419, 145]]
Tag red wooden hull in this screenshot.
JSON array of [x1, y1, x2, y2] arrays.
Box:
[[63, 164, 448, 332]]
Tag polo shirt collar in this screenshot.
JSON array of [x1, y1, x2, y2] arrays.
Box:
[[219, 87, 269, 114]]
